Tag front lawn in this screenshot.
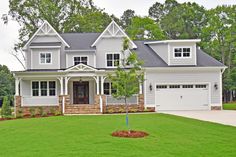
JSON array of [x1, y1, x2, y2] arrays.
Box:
[[223, 102, 236, 110], [0, 114, 236, 157]]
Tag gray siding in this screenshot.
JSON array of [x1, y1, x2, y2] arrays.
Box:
[[31, 36, 60, 43], [169, 42, 196, 65], [31, 48, 60, 69], [149, 44, 168, 63], [66, 52, 96, 68], [145, 69, 221, 106], [96, 38, 123, 68]]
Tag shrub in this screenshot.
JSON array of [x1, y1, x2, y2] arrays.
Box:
[[118, 108, 125, 113], [16, 108, 23, 118], [49, 108, 55, 115], [42, 111, 48, 117], [38, 107, 43, 116], [1, 96, 12, 118], [29, 108, 36, 117], [55, 110, 61, 116]]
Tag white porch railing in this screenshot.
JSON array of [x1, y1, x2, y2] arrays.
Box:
[[106, 95, 138, 105], [22, 96, 58, 106]]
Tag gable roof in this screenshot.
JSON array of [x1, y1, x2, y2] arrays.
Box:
[[65, 63, 97, 72], [60, 33, 100, 50], [91, 20, 137, 49], [23, 20, 70, 50]]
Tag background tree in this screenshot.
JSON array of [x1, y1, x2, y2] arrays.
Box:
[[0, 65, 15, 98], [120, 9, 136, 29], [1, 96, 12, 118], [108, 38, 144, 131], [126, 16, 166, 40]]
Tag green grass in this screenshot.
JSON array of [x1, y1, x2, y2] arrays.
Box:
[[0, 114, 236, 157], [223, 102, 236, 110]]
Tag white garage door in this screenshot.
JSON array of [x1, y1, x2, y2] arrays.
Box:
[[155, 84, 209, 111]]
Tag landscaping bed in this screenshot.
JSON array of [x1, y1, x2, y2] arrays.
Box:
[[112, 130, 149, 138]]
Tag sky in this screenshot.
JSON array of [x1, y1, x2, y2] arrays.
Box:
[[0, 0, 236, 71]]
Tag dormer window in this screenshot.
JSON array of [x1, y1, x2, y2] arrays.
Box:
[[74, 56, 88, 65], [174, 47, 191, 58], [40, 52, 51, 64]]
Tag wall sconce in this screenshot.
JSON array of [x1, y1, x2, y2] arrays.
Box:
[[149, 83, 153, 91], [214, 83, 218, 90]]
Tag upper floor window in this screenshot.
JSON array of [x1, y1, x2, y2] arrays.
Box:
[[174, 47, 191, 58], [74, 56, 88, 65], [32, 81, 56, 96], [40, 53, 51, 64], [106, 53, 120, 67]]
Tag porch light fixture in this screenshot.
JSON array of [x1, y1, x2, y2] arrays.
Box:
[[214, 83, 218, 90], [79, 77, 82, 83], [149, 83, 153, 91]]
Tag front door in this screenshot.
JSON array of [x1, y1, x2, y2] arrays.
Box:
[[73, 81, 89, 104]]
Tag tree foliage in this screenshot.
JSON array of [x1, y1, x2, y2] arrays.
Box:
[[120, 9, 136, 29], [108, 38, 144, 130], [126, 17, 166, 40], [1, 96, 12, 118], [0, 65, 15, 97]]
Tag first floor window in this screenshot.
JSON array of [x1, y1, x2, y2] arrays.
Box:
[[40, 53, 51, 64], [103, 82, 117, 95], [106, 53, 120, 67], [74, 56, 88, 65], [32, 81, 56, 96], [32, 82, 39, 96]]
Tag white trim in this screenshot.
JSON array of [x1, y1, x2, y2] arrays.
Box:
[[194, 43, 197, 65], [144, 71, 147, 106], [72, 55, 89, 66], [144, 39, 201, 45], [172, 46, 192, 59], [65, 63, 97, 72], [144, 66, 227, 71], [91, 20, 137, 49], [39, 52, 52, 64], [58, 49, 60, 69], [167, 44, 170, 65], [29, 46, 61, 49], [105, 52, 121, 68], [23, 20, 70, 50], [30, 80, 57, 97], [65, 49, 96, 52]]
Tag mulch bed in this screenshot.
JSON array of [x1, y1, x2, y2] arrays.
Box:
[[0, 114, 61, 121], [112, 130, 149, 138]]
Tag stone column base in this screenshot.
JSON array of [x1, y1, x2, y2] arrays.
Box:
[[211, 106, 222, 110]]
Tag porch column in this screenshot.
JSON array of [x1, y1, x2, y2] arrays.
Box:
[[58, 77, 64, 95], [139, 83, 143, 94], [100, 76, 106, 95], [94, 76, 100, 95], [64, 77, 70, 95], [15, 77, 21, 96]]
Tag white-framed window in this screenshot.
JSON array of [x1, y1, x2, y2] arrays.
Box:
[[106, 53, 120, 67], [103, 82, 117, 95], [74, 56, 88, 65], [195, 84, 207, 88], [32, 81, 56, 96], [40, 52, 52, 64], [173, 47, 191, 58]]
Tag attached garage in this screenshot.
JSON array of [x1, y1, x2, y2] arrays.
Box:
[[155, 84, 209, 111]]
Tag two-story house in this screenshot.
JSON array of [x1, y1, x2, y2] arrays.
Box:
[[14, 20, 226, 115]]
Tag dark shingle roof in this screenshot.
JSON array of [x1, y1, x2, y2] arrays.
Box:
[[60, 33, 100, 50], [134, 41, 225, 67], [30, 42, 61, 46]]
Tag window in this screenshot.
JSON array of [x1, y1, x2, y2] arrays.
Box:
[[182, 85, 193, 88], [49, 81, 56, 96], [103, 82, 117, 95], [174, 47, 191, 58], [40, 53, 51, 64], [156, 85, 167, 89], [40, 81, 47, 96], [74, 56, 88, 65], [32, 81, 56, 96], [169, 85, 180, 88], [106, 53, 120, 67], [195, 84, 207, 88], [32, 82, 39, 96]]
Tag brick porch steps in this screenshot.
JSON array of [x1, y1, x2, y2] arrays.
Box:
[[65, 104, 101, 114]]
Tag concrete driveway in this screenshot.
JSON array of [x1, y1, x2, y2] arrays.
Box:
[[160, 110, 236, 127]]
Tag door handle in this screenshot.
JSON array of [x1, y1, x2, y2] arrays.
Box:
[[180, 96, 183, 99]]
